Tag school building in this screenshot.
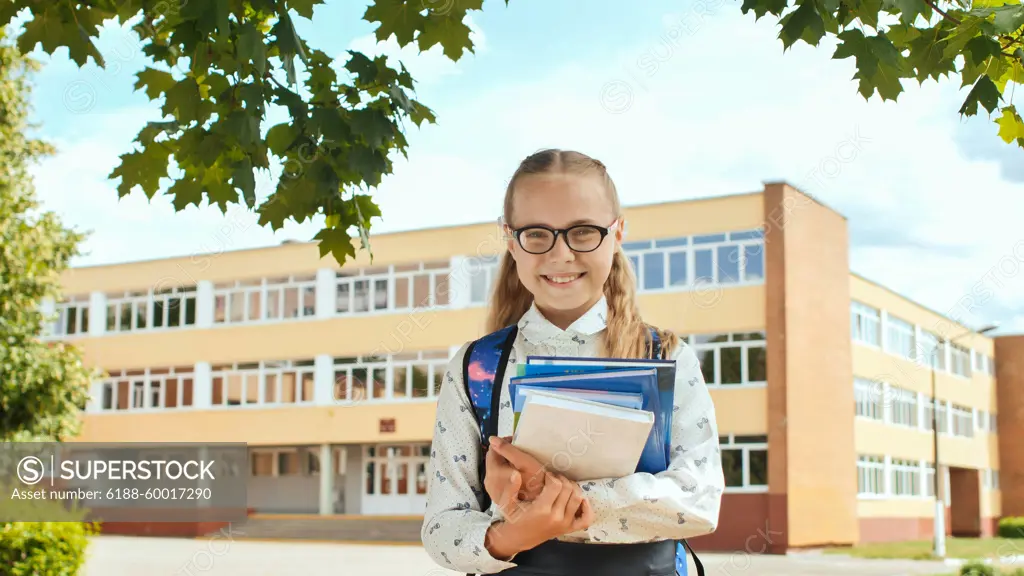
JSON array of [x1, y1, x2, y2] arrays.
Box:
[[49, 182, 1022, 552]]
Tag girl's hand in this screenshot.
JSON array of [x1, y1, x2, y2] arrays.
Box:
[[488, 436, 547, 501], [492, 472, 595, 554], [484, 442, 523, 515]]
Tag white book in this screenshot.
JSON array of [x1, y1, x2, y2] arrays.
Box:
[[511, 389, 655, 482]]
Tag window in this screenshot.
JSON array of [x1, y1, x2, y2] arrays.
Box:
[[214, 275, 316, 324], [949, 343, 971, 377], [211, 359, 315, 407], [885, 315, 915, 359], [918, 331, 945, 370], [468, 256, 499, 304], [923, 398, 948, 433], [106, 286, 197, 332], [334, 350, 449, 403], [624, 229, 764, 292], [850, 302, 881, 346], [857, 455, 885, 496], [688, 332, 766, 387], [924, 462, 936, 497], [338, 260, 452, 314], [720, 435, 767, 490], [984, 469, 1000, 491], [854, 377, 884, 421], [99, 366, 195, 411], [990, 412, 997, 432], [889, 386, 918, 428], [52, 295, 90, 337], [891, 458, 922, 497], [951, 404, 974, 437]]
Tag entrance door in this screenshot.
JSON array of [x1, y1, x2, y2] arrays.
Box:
[[362, 443, 430, 515]]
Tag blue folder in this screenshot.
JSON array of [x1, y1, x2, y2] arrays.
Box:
[[524, 357, 677, 464], [509, 367, 667, 475]]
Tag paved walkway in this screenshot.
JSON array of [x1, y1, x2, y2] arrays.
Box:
[[83, 534, 956, 576]]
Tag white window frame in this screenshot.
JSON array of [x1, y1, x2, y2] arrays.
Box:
[[624, 229, 765, 294], [685, 332, 767, 388], [106, 286, 197, 333], [333, 350, 449, 403], [210, 359, 317, 408], [857, 455, 885, 497], [53, 295, 91, 337], [336, 261, 452, 316], [854, 377, 884, 421], [884, 315, 915, 360], [850, 302, 881, 347], [719, 434, 768, 493], [213, 275, 317, 325], [98, 366, 196, 412]]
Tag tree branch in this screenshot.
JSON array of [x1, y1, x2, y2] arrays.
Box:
[[923, 0, 961, 25]]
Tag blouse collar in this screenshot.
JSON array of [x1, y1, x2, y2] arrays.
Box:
[[516, 295, 608, 344]]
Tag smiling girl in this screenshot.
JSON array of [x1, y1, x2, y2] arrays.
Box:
[[421, 149, 724, 576]]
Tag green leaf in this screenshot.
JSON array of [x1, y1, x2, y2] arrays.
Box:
[[350, 108, 394, 149], [833, 29, 907, 100], [224, 111, 260, 148], [162, 78, 211, 124], [905, 26, 957, 82], [167, 178, 204, 211], [134, 67, 177, 99], [312, 107, 351, 143], [779, 2, 827, 49], [237, 22, 268, 77], [882, 0, 932, 25], [989, 4, 1024, 34], [364, 0, 426, 45], [287, 0, 324, 19], [313, 227, 357, 267], [996, 106, 1024, 143], [418, 9, 477, 60], [964, 35, 1003, 65], [233, 158, 257, 208], [266, 122, 301, 155], [959, 74, 1002, 116], [110, 145, 172, 199], [257, 193, 292, 230]]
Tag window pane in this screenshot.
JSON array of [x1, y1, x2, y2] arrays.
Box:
[[167, 297, 182, 327], [416, 462, 428, 494], [333, 370, 349, 401], [628, 254, 640, 276], [643, 253, 664, 290], [248, 291, 261, 321], [135, 301, 147, 329], [720, 346, 742, 384], [435, 274, 450, 307], [748, 450, 768, 486], [717, 245, 740, 284], [302, 372, 314, 402], [229, 293, 244, 322], [698, 348, 715, 384], [266, 288, 282, 320], [374, 279, 389, 310], [393, 367, 408, 399], [184, 297, 196, 325], [747, 346, 767, 382], [365, 462, 375, 494], [120, 302, 132, 331], [336, 283, 350, 314], [105, 305, 116, 332], [302, 286, 316, 316], [81, 307, 90, 333], [411, 365, 430, 399], [695, 249, 713, 281], [722, 449, 743, 487], [264, 374, 278, 403], [152, 300, 165, 328], [352, 368, 368, 401], [413, 274, 430, 308], [744, 245, 764, 280], [354, 280, 370, 313], [668, 251, 687, 286]]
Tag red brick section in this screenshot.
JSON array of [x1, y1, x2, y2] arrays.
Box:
[[995, 335, 1024, 518], [689, 494, 776, 552], [763, 183, 859, 552]]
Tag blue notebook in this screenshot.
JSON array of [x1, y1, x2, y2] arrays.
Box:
[[524, 357, 677, 465], [509, 368, 667, 474]]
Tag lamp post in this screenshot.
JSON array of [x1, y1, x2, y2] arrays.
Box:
[[930, 323, 999, 559]]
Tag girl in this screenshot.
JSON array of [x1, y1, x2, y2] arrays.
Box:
[[421, 149, 724, 576]]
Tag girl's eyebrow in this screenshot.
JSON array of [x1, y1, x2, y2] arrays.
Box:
[[516, 218, 600, 228]]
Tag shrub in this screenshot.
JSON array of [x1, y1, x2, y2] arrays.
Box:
[[959, 560, 996, 576], [0, 521, 97, 576], [999, 517, 1024, 539]]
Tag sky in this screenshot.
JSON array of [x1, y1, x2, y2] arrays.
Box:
[[14, 0, 1024, 336]]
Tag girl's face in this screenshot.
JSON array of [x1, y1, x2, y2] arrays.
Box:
[[506, 172, 622, 329]]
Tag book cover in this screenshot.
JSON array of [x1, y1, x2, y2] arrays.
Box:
[[508, 368, 667, 474], [525, 356, 677, 464], [512, 390, 655, 482]]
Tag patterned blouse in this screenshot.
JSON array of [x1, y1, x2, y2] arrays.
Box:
[[421, 296, 725, 574]]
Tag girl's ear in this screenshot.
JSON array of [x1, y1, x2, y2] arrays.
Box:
[[615, 218, 626, 243]]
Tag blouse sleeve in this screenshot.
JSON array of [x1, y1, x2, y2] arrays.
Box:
[[420, 343, 520, 574], [565, 339, 725, 543]]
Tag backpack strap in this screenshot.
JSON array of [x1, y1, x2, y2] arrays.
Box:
[[461, 324, 519, 512], [648, 327, 704, 576]]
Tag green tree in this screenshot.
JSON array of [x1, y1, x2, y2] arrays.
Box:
[[0, 30, 96, 443], [743, 0, 1024, 148], [0, 0, 497, 267]]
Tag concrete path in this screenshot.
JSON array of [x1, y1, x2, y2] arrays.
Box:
[[82, 534, 956, 576]]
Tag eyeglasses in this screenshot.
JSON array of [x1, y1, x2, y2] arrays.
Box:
[[507, 220, 619, 255]]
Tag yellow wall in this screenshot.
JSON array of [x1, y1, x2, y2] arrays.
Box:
[[858, 498, 933, 519], [855, 420, 997, 470]]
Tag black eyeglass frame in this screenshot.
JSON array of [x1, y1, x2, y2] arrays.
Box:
[[506, 220, 620, 255]]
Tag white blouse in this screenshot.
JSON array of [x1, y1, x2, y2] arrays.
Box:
[[421, 296, 725, 574]]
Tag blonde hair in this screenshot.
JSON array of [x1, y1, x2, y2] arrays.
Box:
[[484, 149, 679, 360]]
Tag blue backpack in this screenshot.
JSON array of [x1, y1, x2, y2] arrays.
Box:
[[461, 324, 704, 576]]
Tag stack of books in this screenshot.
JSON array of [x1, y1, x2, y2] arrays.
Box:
[[509, 355, 676, 482]]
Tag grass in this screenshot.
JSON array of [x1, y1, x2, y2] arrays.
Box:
[[823, 537, 1024, 561]]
